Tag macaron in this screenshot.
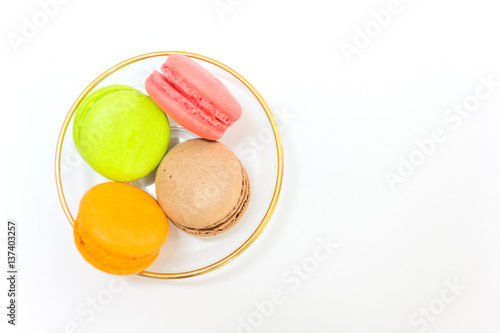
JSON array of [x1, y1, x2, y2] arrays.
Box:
[[155, 139, 250, 236], [145, 54, 242, 141], [73, 84, 170, 182], [74, 182, 169, 275]]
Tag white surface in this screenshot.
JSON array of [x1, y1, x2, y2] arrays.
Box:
[[1, 0, 500, 332]]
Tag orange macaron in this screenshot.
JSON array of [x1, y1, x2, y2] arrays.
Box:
[[74, 182, 169, 275]]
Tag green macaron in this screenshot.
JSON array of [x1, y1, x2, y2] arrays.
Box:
[[73, 85, 170, 182]]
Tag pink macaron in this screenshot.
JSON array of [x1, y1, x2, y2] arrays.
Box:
[[145, 54, 242, 140]]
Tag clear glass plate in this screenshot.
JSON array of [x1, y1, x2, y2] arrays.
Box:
[[55, 51, 284, 279]]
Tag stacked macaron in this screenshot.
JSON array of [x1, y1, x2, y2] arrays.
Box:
[[72, 54, 251, 275], [145, 54, 242, 140], [74, 182, 169, 275], [73, 85, 171, 182], [156, 139, 250, 236]]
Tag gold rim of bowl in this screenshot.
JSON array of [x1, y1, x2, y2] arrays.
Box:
[[54, 51, 284, 279]]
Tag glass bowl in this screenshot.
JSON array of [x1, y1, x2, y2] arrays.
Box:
[[55, 51, 284, 279]]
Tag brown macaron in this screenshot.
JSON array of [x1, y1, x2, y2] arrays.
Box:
[[155, 139, 250, 236]]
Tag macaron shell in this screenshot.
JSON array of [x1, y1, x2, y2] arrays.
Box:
[[162, 54, 242, 124], [145, 54, 242, 141], [73, 85, 138, 150], [156, 139, 251, 236], [155, 139, 244, 230], [76, 182, 169, 258], [77, 89, 170, 182], [145, 71, 224, 140]]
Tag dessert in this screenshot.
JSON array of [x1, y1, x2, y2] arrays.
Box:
[[73, 84, 170, 182], [74, 182, 169, 275], [67, 54, 256, 276], [155, 139, 250, 236], [145, 54, 242, 140]]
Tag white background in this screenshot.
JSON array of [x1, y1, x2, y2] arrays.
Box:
[[2, 0, 500, 332]]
